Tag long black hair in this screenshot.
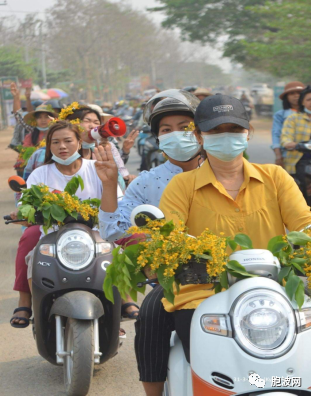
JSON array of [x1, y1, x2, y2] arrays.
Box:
[[298, 85, 311, 113], [282, 95, 292, 110]]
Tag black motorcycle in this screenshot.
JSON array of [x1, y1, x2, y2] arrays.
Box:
[[4, 214, 121, 396], [287, 141, 311, 206]]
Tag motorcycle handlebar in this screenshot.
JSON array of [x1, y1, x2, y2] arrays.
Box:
[[3, 215, 12, 220]]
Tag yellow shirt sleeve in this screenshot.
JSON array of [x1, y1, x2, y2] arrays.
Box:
[[281, 113, 296, 146], [159, 172, 193, 225], [275, 166, 311, 231]]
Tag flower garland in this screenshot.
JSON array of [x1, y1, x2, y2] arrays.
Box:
[[58, 101, 80, 120]]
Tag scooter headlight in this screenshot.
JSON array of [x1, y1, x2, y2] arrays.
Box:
[[232, 289, 296, 358], [57, 230, 95, 270]]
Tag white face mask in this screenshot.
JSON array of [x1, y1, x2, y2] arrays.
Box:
[[51, 142, 81, 165], [203, 132, 248, 162], [158, 131, 201, 161]]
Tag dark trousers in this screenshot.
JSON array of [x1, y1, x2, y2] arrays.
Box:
[[134, 285, 194, 382]]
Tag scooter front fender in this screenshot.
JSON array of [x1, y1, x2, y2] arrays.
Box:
[[49, 291, 104, 320]]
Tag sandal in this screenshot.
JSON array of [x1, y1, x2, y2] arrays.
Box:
[[121, 303, 140, 320], [119, 328, 127, 339], [10, 307, 32, 328]]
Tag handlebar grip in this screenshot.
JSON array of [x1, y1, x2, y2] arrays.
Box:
[[3, 215, 12, 221]]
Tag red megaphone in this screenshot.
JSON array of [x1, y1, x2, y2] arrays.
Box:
[[89, 117, 127, 141]]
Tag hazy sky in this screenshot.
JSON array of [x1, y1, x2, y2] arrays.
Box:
[[0, 0, 231, 71]]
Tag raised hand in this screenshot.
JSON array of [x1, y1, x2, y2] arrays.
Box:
[[122, 129, 139, 154], [25, 86, 32, 98], [10, 82, 19, 97], [94, 144, 118, 187]]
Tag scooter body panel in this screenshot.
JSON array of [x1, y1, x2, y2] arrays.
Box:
[[190, 278, 311, 394], [166, 332, 192, 396], [32, 223, 121, 365]]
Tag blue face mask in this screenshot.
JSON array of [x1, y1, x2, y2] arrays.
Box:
[[82, 141, 96, 150], [158, 131, 201, 161], [304, 107, 311, 115], [37, 126, 49, 131], [203, 132, 248, 162], [52, 144, 81, 166]]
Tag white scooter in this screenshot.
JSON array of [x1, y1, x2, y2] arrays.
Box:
[[131, 205, 311, 396]]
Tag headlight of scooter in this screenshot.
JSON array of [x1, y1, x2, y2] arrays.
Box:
[[232, 289, 296, 359], [57, 230, 95, 270]]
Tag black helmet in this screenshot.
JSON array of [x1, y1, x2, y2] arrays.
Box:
[[144, 89, 199, 136]]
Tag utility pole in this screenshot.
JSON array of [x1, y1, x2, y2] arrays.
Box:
[[39, 22, 47, 89], [23, 24, 29, 63]]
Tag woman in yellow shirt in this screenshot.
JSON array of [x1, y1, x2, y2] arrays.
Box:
[[136, 94, 311, 396]]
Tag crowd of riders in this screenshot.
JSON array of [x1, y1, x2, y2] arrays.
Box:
[[5, 78, 311, 396]]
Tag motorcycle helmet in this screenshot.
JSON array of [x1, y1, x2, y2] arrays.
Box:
[[144, 89, 200, 137], [45, 99, 65, 113]]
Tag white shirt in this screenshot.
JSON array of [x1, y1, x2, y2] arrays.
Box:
[[27, 159, 123, 200], [26, 159, 123, 236]]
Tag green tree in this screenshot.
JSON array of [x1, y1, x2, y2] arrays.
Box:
[[151, 0, 310, 81], [0, 46, 37, 79], [233, 0, 311, 81]]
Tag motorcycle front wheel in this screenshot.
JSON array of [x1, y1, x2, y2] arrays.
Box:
[[64, 318, 94, 396]]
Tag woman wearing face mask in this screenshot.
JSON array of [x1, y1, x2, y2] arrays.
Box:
[[15, 103, 57, 147], [135, 94, 311, 396], [271, 81, 305, 167], [97, 89, 203, 244], [9, 120, 124, 328], [281, 86, 311, 200]]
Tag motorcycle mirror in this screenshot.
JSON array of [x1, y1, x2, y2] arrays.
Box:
[[130, 205, 165, 227], [8, 175, 27, 192]]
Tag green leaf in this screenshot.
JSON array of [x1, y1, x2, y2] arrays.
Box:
[[129, 288, 138, 302], [228, 239, 237, 251], [77, 175, 84, 191], [196, 253, 212, 260], [19, 204, 32, 219], [267, 235, 284, 253], [163, 289, 175, 305], [278, 266, 291, 284], [124, 255, 135, 267], [295, 280, 305, 309], [28, 207, 36, 224], [31, 184, 43, 200], [271, 242, 288, 254], [291, 262, 306, 275], [159, 220, 175, 237], [214, 283, 222, 294], [234, 234, 253, 249], [285, 274, 301, 301], [50, 204, 66, 222], [103, 276, 114, 303], [220, 271, 229, 289], [157, 266, 174, 293], [287, 231, 311, 246], [64, 177, 79, 195], [70, 211, 78, 220], [226, 260, 258, 278]]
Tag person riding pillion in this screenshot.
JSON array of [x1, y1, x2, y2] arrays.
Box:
[[96, 89, 203, 243]]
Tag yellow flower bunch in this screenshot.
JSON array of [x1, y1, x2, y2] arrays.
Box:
[[126, 218, 227, 279], [38, 185, 98, 222], [58, 102, 80, 120], [185, 121, 195, 132]]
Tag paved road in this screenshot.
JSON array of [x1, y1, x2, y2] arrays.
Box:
[[0, 119, 274, 396]]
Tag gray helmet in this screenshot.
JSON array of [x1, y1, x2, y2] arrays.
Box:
[[144, 89, 200, 136]]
